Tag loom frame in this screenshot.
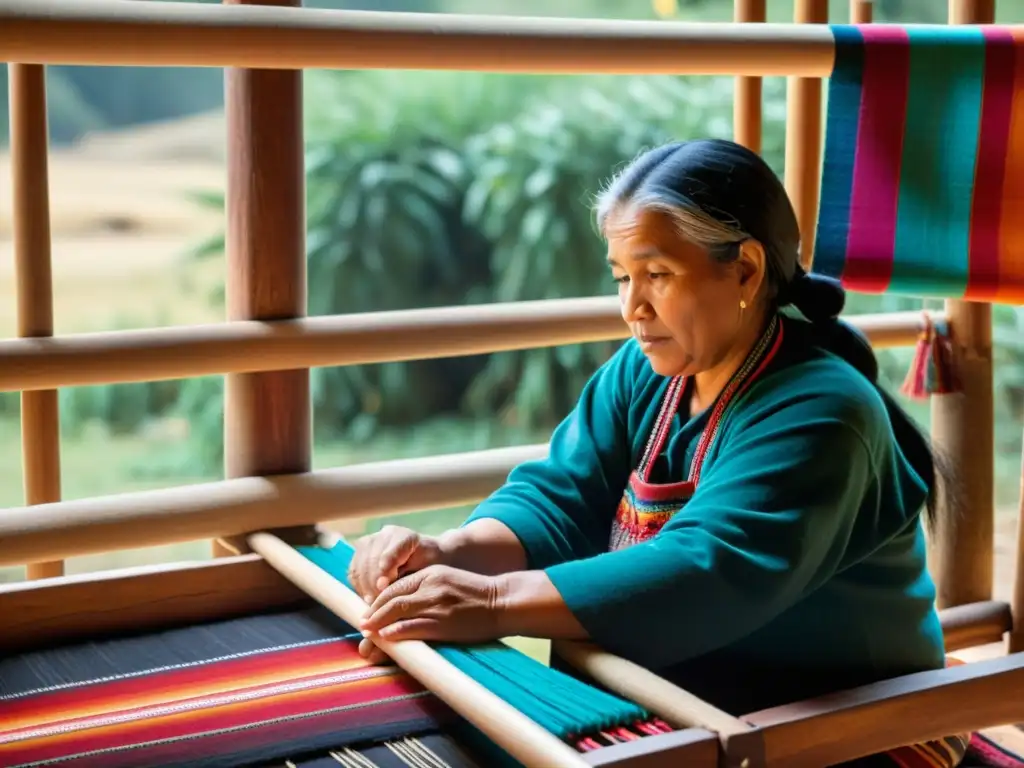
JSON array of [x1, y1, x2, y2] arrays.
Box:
[[1, 0, 1021, 765], [0, 553, 1022, 767]]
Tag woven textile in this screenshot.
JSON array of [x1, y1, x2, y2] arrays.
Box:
[[815, 25, 1024, 303]]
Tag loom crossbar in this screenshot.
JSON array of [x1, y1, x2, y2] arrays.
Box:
[[248, 532, 590, 768]]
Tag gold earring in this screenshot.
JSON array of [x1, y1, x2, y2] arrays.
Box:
[[739, 299, 747, 310]]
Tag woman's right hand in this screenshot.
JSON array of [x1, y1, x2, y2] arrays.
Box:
[[348, 525, 448, 604]]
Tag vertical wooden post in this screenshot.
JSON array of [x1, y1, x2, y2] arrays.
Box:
[[783, 0, 829, 269], [1013, 453, 1024, 652], [733, 0, 766, 153], [214, 0, 313, 557], [850, 1, 873, 23], [927, 0, 995, 610], [9, 64, 63, 580]]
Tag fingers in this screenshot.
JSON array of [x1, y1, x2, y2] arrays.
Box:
[[358, 636, 390, 665], [362, 571, 427, 632], [370, 618, 439, 642], [377, 533, 420, 592], [348, 526, 421, 603]]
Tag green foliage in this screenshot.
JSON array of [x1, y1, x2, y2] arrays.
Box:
[[16, 0, 1023, 481], [0, 392, 19, 419], [166, 69, 791, 473], [170, 66, 1024, 478]]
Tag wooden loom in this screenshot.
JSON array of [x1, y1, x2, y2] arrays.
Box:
[[1, 1, 1024, 767]]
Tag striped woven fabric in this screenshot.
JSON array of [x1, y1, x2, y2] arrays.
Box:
[[0, 631, 458, 768], [815, 24, 1024, 303]]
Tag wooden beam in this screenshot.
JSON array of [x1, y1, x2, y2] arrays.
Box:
[[745, 653, 1024, 767], [0, 555, 309, 654], [0, 0, 841, 75], [0, 444, 546, 567], [0, 308, 937, 394]]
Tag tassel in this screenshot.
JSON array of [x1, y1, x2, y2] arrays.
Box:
[[900, 312, 959, 400]]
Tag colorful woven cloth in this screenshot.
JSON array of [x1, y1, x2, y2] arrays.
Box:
[[815, 25, 1024, 303], [0, 628, 459, 768]]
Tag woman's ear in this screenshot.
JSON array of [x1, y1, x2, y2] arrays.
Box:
[[736, 240, 767, 298]]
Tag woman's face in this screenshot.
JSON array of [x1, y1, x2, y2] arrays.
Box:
[[605, 206, 763, 378]]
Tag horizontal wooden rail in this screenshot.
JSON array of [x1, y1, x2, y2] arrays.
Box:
[[0, 297, 624, 392], [0, 551, 1009, 660], [940, 599, 1014, 652], [0, 444, 547, 567], [745, 653, 1024, 767], [0, 301, 938, 393], [4, 0, 838, 75]]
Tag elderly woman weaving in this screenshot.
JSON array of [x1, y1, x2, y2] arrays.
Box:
[[349, 139, 952, 766]]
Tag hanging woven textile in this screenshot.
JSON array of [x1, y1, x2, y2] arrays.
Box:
[[815, 24, 1024, 305]]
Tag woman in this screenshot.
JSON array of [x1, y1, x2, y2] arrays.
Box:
[[350, 139, 955, 765]]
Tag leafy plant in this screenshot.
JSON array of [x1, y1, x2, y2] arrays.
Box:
[[460, 74, 750, 427]]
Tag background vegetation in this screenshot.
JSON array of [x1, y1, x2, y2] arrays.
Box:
[[1, 0, 1022, 586]]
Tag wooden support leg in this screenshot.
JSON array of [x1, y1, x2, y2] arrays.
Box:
[[928, 0, 996, 610], [9, 63, 64, 580], [783, 0, 829, 270], [733, 0, 766, 154], [1009, 437, 1024, 653], [215, 0, 314, 557]]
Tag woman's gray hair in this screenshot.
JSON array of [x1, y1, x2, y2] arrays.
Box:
[[595, 176, 751, 255]]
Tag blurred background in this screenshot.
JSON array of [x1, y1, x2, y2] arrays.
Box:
[[0, 0, 1021, 590]]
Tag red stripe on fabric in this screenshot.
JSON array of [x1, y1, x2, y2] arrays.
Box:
[[1, 639, 370, 726], [628, 477, 695, 504], [843, 25, 911, 293], [1, 667, 416, 744], [0, 675, 448, 766], [965, 27, 1017, 300]]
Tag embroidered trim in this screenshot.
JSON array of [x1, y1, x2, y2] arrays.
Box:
[[637, 314, 783, 487]]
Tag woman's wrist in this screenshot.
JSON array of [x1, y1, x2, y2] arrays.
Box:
[[433, 527, 469, 568], [492, 570, 589, 641], [433, 519, 529, 575]]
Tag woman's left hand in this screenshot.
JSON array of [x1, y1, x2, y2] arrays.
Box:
[[357, 565, 504, 661]]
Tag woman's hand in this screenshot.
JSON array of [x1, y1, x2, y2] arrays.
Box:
[[356, 565, 504, 661], [348, 525, 448, 603]]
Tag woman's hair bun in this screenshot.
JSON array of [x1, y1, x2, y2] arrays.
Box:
[[782, 267, 846, 323]]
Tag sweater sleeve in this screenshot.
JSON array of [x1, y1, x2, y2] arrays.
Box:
[[463, 342, 643, 569], [543, 376, 900, 670]]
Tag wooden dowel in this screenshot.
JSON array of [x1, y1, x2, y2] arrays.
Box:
[[0, 307, 941, 394], [248, 532, 590, 768], [850, 0, 873, 23], [733, 0, 766, 153], [937, 599, 1011, 652], [8, 63, 63, 580], [0, 0, 841, 75]]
